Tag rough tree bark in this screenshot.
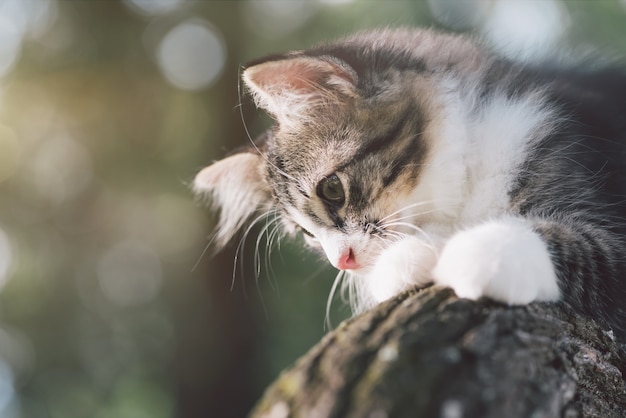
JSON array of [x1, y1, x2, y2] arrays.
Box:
[[250, 286, 626, 418]]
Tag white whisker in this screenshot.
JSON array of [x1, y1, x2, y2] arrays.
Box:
[[325, 270, 345, 331], [231, 210, 275, 291], [378, 200, 437, 223], [237, 68, 297, 182], [381, 221, 439, 254], [265, 221, 283, 293], [191, 232, 218, 273], [255, 215, 281, 293]]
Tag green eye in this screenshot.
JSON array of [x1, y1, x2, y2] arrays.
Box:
[[317, 174, 345, 206]]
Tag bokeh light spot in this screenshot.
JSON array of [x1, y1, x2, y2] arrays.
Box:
[[156, 19, 226, 91], [0, 0, 58, 78], [0, 0, 57, 37], [482, 0, 569, 59], [26, 0, 58, 39], [0, 16, 21, 78], [0, 228, 13, 292], [244, 0, 316, 38], [123, 0, 184, 16], [0, 360, 15, 416], [97, 241, 163, 307], [28, 133, 93, 206], [427, 0, 491, 30]]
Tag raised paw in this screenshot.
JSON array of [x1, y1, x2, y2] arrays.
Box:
[[365, 236, 439, 304], [431, 218, 560, 305]]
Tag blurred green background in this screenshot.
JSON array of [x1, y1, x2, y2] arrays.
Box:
[[0, 1, 625, 417]]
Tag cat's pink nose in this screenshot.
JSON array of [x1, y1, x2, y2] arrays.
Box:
[[337, 248, 360, 270]]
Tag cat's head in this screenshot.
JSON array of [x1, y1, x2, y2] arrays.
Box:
[[194, 29, 475, 273]]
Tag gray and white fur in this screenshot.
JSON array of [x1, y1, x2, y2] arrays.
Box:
[[194, 29, 626, 337]]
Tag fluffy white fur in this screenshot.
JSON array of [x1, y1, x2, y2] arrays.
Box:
[[194, 153, 268, 247], [350, 86, 561, 308], [409, 79, 556, 226], [364, 236, 439, 304], [203, 30, 565, 313], [432, 218, 560, 304]]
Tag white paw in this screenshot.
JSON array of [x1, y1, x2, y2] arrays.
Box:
[[431, 218, 560, 305], [365, 236, 438, 303]]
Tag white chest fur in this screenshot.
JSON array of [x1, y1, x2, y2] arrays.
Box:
[[358, 84, 562, 311], [414, 82, 557, 227]]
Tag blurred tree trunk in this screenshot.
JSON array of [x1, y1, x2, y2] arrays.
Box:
[[250, 286, 626, 417], [175, 3, 265, 418]]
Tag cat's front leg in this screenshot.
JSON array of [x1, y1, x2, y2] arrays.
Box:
[[432, 217, 561, 305], [365, 235, 440, 304]]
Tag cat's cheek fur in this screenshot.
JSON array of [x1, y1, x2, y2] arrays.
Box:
[[432, 218, 561, 305], [365, 236, 438, 303]]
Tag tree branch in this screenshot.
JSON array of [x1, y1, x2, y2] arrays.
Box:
[[250, 286, 626, 417]]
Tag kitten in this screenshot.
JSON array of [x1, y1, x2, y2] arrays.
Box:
[[194, 28, 626, 337]]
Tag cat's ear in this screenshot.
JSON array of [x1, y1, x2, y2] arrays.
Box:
[[193, 152, 270, 248], [242, 56, 357, 124]]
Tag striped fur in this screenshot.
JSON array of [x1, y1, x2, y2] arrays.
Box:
[[195, 29, 626, 338]]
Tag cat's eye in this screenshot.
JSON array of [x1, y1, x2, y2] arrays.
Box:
[[317, 174, 345, 206]]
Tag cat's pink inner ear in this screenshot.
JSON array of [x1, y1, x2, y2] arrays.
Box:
[[245, 57, 353, 93], [243, 57, 356, 119]]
